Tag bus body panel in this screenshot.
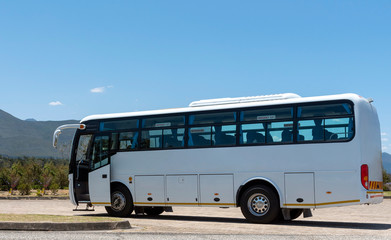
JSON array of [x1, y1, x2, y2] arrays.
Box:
[[110, 137, 365, 208], [356, 99, 383, 203], [88, 164, 111, 206]]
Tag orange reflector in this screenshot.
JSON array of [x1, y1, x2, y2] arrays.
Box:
[[148, 193, 152, 196], [79, 124, 86, 130], [326, 191, 332, 194], [214, 193, 219, 196]]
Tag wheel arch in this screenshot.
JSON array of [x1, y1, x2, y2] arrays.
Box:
[[236, 178, 283, 208], [110, 181, 133, 201]]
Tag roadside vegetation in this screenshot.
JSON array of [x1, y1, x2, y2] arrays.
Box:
[[384, 169, 391, 194], [0, 155, 68, 196]]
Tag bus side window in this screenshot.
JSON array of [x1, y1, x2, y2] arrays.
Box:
[[119, 132, 138, 150], [241, 123, 265, 144], [298, 117, 352, 142], [163, 128, 185, 148], [213, 125, 236, 146], [90, 135, 110, 171], [188, 127, 212, 147], [324, 117, 353, 140], [267, 121, 293, 143], [140, 130, 162, 149], [297, 120, 316, 141], [297, 119, 328, 141]]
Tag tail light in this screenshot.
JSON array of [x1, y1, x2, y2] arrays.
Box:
[[361, 164, 369, 190]]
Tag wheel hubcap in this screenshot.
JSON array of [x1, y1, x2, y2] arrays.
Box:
[[111, 191, 126, 212], [248, 193, 269, 216]]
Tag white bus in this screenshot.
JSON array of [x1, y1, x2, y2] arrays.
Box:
[[53, 93, 383, 223]]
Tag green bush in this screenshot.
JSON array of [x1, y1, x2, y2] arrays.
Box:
[[36, 189, 42, 197], [18, 182, 32, 195], [50, 183, 59, 195], [0, 156, 69, 195]]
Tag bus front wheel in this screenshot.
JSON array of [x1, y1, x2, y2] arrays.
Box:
[[105, 185, 134, 217], [240, 185, 279, 224]]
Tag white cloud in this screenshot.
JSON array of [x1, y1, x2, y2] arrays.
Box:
[[382, 132, 387, 136], [90, 85, 114, 93], [49, 101, 63, 106], [90, 87, 106, 93], [382, 138, 389, 142]]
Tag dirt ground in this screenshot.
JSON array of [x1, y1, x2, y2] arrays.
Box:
[[0, 198, 390, 237], [0, 189, 68, 197]]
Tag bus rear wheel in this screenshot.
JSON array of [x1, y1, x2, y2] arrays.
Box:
[[144, 207, 164, 216], [240, 185, 279, 224], [105, 185, 134, 217], [289, 209, 303, 220]]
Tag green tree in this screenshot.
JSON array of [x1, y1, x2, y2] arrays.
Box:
[[0, 167, 11, 191], [26, 160, 44, 189], [53, 164, 69, 189], [42, 162, 56, 195], [18, 177, 32, 195], [383, 169, 391, 190], [10, 162, 24, 195]]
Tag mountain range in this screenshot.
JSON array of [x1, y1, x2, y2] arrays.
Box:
[[0, 109, 78, 158], [383, 152, 391, 175]]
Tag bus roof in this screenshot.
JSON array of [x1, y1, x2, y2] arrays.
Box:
[[81, 93, 365, 123]]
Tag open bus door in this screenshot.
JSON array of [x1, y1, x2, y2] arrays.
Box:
[[88, 134, 111, 206]]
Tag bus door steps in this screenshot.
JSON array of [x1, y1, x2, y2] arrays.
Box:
[[73, 203, 95, 211]]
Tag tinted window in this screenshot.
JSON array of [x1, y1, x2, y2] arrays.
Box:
[[140, 130, 162, 149], [269, 121, 293, 143], [188, 125, 236, 147], [241, 123, 266, 144], [188, 127, 212, 147], [119, 132, 139, 150], [163, 128, 185, 148], [100, 119, 138, 131], [142, 116, 185, 128], [298, 103, 352, 118], [189, 112, 236, 125], [298, 117, 354, 141], [241, 107, 293, 122], [90, 135, 110, 170], [214, 125, 236, 146]]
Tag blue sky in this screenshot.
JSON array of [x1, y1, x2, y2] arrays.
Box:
[[0, 1, 390, 152]]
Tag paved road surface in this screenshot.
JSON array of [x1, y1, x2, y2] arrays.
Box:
[[0, 232, 388, 240], [0, 199, 390, 238]]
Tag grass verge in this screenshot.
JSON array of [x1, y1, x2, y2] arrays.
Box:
[[0, 214, 121, 223], [384, 191, 391, 197]]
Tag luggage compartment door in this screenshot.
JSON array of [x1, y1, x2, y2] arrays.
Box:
[[166, 175, 198, 205], [200, 174, 235, 207], [284, 172, 315, 208]]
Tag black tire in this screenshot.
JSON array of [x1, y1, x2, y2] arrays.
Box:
[[278, 208, 304, 221], [240, 185, 280, 224], [290, 209, 303, 220], [144, 207, 164, 216], [105, 185, 134, 217]]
